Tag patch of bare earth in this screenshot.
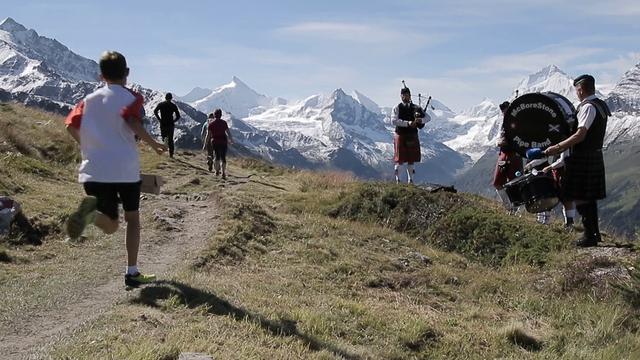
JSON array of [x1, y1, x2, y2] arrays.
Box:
[[0, 162, 235, 359]]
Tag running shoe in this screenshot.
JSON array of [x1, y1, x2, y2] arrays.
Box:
[[124, 272, 157, 287], [66, 196, 97, 240]]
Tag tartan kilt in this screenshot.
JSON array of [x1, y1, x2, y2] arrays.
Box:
[[394, 133, 421, 163], [492, 150, 523, 189], [563, 150, 606, 200]]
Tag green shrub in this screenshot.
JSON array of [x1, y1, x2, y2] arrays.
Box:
[[329, 183, 570, 267]]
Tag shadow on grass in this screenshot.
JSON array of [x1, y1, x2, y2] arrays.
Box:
[[131, 280, 361, 360], [171, 157, 210, 174], [248, 179, 287, 191], [172, 157, 283, 189]]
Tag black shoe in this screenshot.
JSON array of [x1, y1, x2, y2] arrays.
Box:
[[576, 236, 598, 247], [208, 163, 213, 172]]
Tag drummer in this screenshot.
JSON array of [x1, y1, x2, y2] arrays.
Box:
[[492, 101, 523, 213], [542, 74, 610, 247]]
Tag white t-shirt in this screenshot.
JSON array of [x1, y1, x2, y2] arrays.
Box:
[[65, 84, 145, 183], [576, 94, 597, 130]]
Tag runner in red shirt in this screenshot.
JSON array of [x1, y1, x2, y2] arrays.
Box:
[[202, 109, 233, 179]]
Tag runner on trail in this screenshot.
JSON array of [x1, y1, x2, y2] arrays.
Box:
[[153, 92, 181, 158], [64, 51, 168, 288], [202, 109, 233, 178]]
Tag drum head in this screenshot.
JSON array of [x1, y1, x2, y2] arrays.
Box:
[[503, 92, 576, 157]]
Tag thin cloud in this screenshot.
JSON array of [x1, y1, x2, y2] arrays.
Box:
[[576, 52, 640, 85], [449, 46, 606, 76], [577, 52, 640, 73], [275, 21, 436, 46], [580, 0, 640, 16], [143, 46, 317, 69]]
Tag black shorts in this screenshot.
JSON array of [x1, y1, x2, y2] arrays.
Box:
[[207, 143, 227, 162], [213, 143, 227, 162], [83, 181, 142, 220]]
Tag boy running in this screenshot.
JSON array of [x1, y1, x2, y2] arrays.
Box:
[[64, 51, 167, 288]]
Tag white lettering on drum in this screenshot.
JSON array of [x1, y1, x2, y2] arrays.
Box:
[[510, 102, 557, 118], [513, 136, 530, 148], [513, 136, 552, 148], [531, 139, 552, 148]]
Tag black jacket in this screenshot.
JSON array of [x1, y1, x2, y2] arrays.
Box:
[[154, 100, 181, 125]]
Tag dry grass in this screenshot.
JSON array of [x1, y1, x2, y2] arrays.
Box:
[[296, 169, 357, 193], [502, 322, 543, 352], [0, 103, 81, 247]]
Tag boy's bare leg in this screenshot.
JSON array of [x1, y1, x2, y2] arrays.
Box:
[[94, 213, 118, 234], [123, 211, 140, 267], [123, 210, 155, 287]]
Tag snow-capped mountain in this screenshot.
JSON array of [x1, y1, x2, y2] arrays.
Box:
[[605, 62, 640, 144], [178, 87, 212, 103], [0, 17, 100, 106], [0, 17, 208, 149], [442, 64, 615, 162], [244, 88, 469, 182], [514, 65, 580, 103], [0, 17, 98, 84], [440, 100, 502, 161], [190, 76, 286, 118], [351, 90, 381, 114]]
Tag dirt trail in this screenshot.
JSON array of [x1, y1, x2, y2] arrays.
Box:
[[0, 157, 245, 359]]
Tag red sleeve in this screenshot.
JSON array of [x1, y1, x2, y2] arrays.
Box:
[[64, 101, 85, 129], [120, 90, 145, 122]]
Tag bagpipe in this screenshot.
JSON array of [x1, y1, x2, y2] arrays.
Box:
[[500, 91, 577, 213], [402, 80, 434, 123]]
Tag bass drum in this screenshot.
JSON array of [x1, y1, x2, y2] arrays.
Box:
[[520, 174, 559, 213], [503, 172, 559, 213], [503, 176, 526, 206], [503, 92, 576, 158]]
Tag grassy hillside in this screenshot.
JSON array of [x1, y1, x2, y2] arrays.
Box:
[[2, 102, 640, 359], [0, 102, 81, 259]]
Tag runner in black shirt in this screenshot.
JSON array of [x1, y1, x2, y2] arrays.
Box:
[[153, 93, 181, 157]]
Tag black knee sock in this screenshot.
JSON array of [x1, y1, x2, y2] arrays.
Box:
[[588, 201, 601, 241], [576, 203, 593, 239]]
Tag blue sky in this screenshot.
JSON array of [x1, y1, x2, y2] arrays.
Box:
[[3, 0, 640, 111]]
